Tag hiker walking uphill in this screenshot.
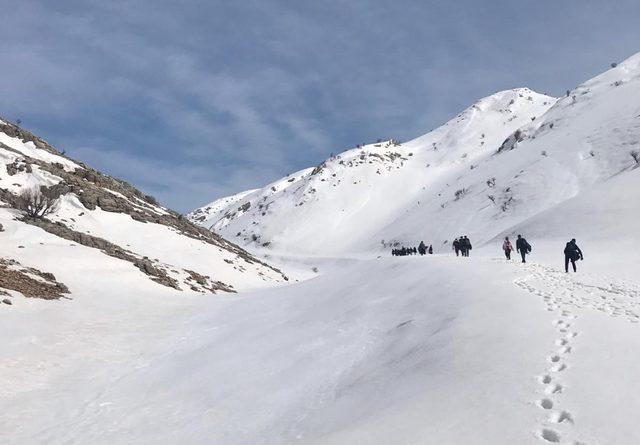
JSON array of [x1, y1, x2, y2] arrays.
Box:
[[461, 236, 472, 257], [452, 238, 461, 257], [418, 241, 426, 256], [515, 235, 531, 263], [564, 238, 584, 273], [502, 237, 513, 260]]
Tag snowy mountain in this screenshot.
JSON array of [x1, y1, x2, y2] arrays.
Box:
[[5, 52, 640, 445], [190, 53, 640, 256], [0, 119, 288, 303]]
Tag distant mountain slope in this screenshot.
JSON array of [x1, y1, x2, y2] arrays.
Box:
[[189, 87, 556, 253], [0, 120, 288, 301], [190, 52, 640, 256]]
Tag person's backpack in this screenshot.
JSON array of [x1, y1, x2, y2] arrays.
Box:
[[571, 248, 581, 261]]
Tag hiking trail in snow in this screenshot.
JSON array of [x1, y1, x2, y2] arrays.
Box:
[[514, 262, 640, 444]]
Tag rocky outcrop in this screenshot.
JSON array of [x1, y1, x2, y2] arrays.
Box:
[[0, 120, 61, 156], [33, 159, 287, 281], [22, 217, 181, 289], [0, 258, 70, 300], [185, 269, 236, 294]]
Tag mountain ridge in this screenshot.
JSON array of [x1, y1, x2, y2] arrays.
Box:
[[189, 53, 640, 256]]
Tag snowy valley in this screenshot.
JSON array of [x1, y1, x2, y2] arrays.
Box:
[[3, 51, 640, 445]]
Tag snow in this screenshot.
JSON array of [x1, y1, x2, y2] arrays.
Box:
[[0, 131, 80, 171], [3, 51, 640, 444], [4, 251, 640, 444], [48, 196, 286, 291]]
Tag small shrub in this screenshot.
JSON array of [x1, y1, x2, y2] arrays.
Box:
[[486, 177, 496, 188], [16, 188, 59, 219], [541, 150, 547, 157], [631, 150, 640, 164], [611, 62, 618, 68]]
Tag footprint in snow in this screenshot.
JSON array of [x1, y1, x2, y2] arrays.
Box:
[[538, 398, 554, 410], [539, 375, 552, 384], [544, 383, 563, 395], [539, 428, 561, 443], [549, 410, 573, 424]]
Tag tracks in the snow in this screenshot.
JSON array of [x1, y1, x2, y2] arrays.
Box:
[[532, 309, 580, 443], [514, 263, 640, 323], [511, 262, 640, 444]]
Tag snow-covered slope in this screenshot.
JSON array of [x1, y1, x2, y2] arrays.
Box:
[[189, 88, 556, 252], [0, 121, 288, 301], [191, 52, 640, 256]]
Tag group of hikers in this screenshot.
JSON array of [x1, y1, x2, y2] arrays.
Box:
[[502, 235, 584, 272], [394, 234, 585, 273], [452, 236, 472, 257], [502, 235, 532, 263], [392, 241, 433, 256]]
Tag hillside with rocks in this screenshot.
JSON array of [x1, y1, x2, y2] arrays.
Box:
[[0, 120, 288, 303]]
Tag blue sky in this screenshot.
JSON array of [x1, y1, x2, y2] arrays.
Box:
[[2, 0, 640, 212]]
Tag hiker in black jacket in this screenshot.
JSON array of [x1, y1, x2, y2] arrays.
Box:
[[515, 235, 531, 263], [428, 245, 433, 255], [452, 238, 460, 257], [564, 239, 583, 273], [462, 236, 472, 257], [418, 241, 426, 255]]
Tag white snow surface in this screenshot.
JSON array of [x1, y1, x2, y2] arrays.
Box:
[[3, 52, 640, 444]]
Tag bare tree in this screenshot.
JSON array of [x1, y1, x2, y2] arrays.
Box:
[[16, 188, 59, 219]]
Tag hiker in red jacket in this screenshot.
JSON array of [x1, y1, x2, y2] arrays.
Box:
[[502, 237, 514, 260]]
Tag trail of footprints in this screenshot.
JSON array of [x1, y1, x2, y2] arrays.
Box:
[[511, 263, 640, 444], [514, 263, 640, 323], [533, 310, 580, 443]]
